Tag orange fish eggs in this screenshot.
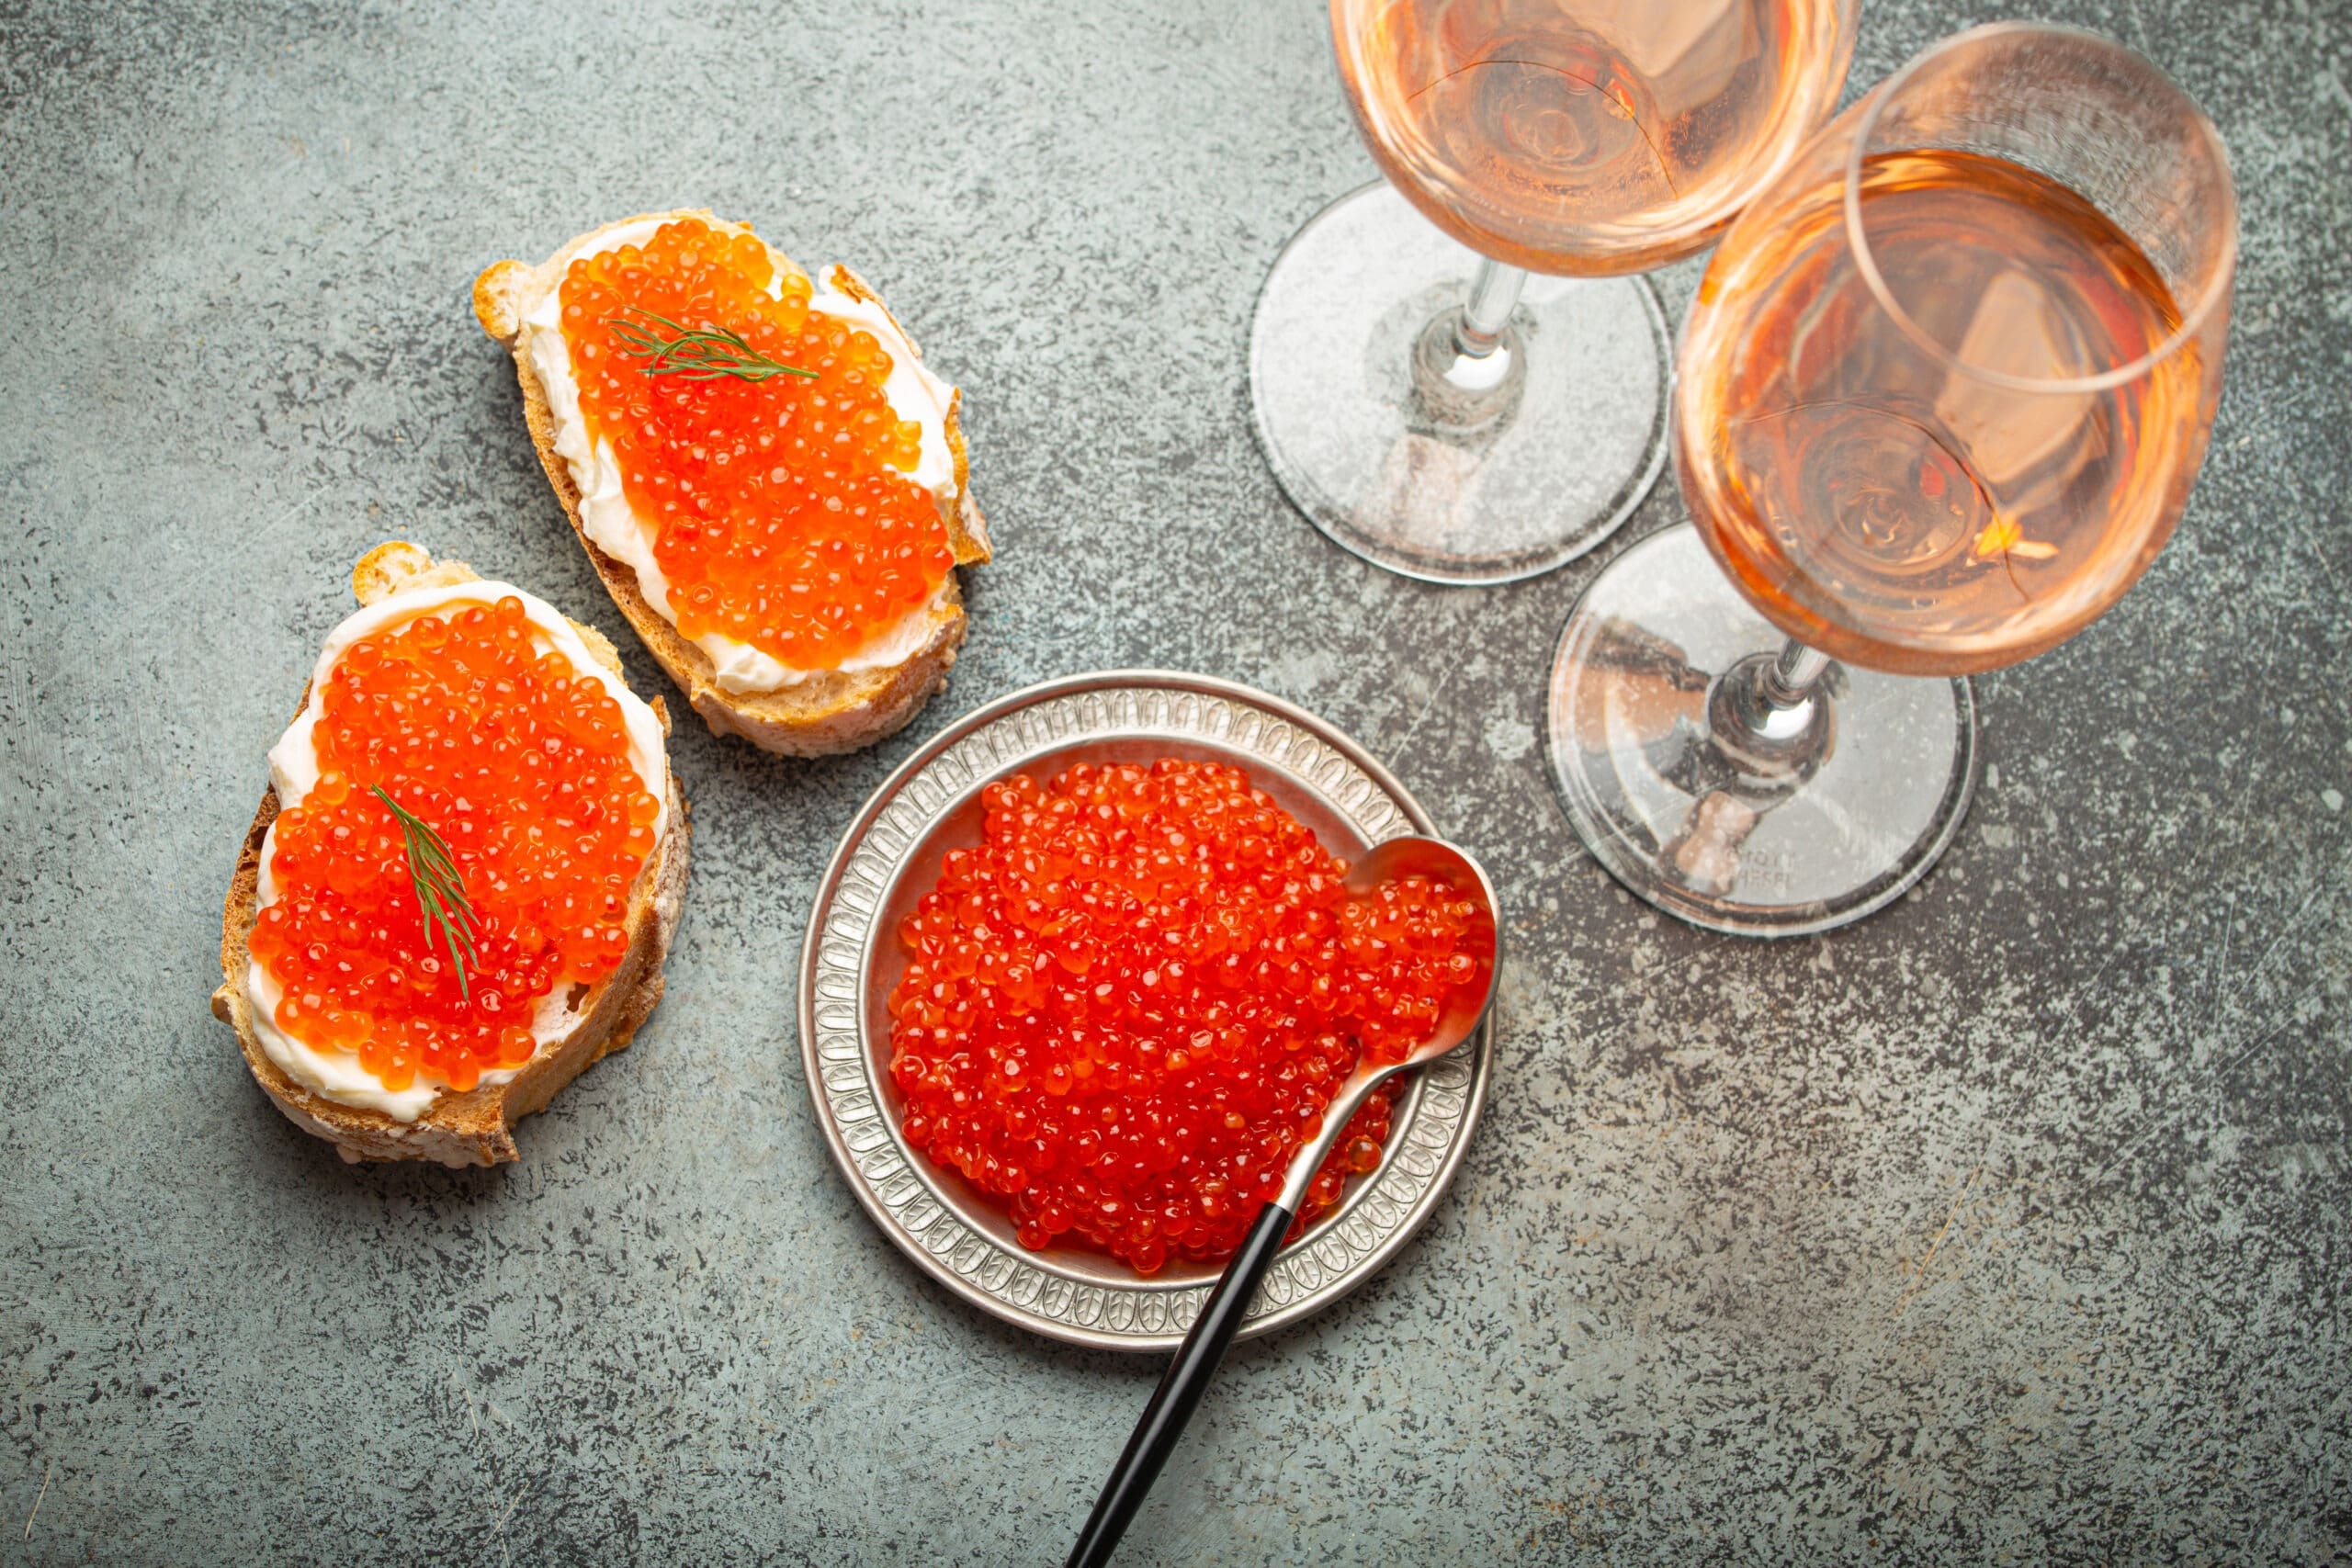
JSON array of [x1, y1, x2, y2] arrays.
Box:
[[248, 596, 657, 1093], [886, 759, 1496, 1275], [560, 218, 952, 671]]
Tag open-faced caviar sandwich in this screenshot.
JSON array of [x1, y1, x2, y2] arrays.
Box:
[[888, 759, 1495, 1276], [211, 543, 690, 1167], [472, 210, 989, 756]]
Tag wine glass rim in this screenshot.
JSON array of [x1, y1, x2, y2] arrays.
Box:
[[1839, 20, 2238, 397]]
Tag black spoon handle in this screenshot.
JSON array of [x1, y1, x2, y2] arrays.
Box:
[[1064, 1197, 1295, 1568]]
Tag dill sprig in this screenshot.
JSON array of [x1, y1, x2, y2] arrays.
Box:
[[606, 307, 816, 383], [372, 784, 479, 1002]]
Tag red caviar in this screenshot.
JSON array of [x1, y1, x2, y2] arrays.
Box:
[[557, 218, 953, 669], [247, 597, 660, 1094], [887, 760, 1494, 1275]]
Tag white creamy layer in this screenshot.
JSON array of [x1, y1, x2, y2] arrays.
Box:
[[248, 580, 670, 1122], [522, 219, 957, 695]]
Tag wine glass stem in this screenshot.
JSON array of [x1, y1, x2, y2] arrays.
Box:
[[1455, 259, 1527, 357], [1759, 639, 1833, 710], [1411, 259, 1531, 430], [1704, 637, 1835, 787]]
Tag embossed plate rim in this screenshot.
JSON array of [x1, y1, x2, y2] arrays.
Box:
[[797, 670, 1494, 1352]]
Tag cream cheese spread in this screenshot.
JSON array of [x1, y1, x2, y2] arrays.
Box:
[[246, 580, 670, 1122], [520, 219, 956, 696]]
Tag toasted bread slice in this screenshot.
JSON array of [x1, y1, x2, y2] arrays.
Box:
[[473, 209, 991, 756], [211, 542, 692, 1167]]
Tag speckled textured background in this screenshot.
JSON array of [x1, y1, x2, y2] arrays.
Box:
[[3, 1, 2346, 1562]]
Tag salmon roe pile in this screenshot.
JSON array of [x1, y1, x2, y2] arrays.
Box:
[[888, 760, 1494, 1275], [248, 598, 661, 1093], [558, 218, 952, 669]]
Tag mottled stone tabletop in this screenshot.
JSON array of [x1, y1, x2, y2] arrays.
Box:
[[4, 1, 2347, 1563]]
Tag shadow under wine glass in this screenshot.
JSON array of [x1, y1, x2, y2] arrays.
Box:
[[1547, 21, 2238, 934], [1251, 0, 1860, 585]]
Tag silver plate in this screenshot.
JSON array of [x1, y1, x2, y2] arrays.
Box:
[[797, 671, 1495, 1352]]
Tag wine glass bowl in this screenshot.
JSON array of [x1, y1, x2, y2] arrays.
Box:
[[1677, 22, 2237, 674], [1337, 0, 1861, 275]]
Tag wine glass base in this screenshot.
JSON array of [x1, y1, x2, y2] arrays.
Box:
[[1249, 183, 1671, 585], [1546, 525, 1980, 936]]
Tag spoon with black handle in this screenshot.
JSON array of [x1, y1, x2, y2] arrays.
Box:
[[1065, 835, 1502, 1568]]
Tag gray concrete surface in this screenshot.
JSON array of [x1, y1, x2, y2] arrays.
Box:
[[3, 1, 2347, 1562]]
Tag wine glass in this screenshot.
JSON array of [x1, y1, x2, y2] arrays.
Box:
[[1546, 22, 2237, 934], [1250, 0, 1860, 584]]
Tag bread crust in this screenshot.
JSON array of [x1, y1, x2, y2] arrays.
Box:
[[475, 209, 991, 756], [211, 546, 692, 1167]]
